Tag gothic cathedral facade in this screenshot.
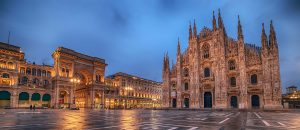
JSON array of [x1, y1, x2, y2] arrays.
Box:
[[162, 10, 282, 109]]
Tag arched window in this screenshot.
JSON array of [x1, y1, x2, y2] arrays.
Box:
[[230, 77, 236, 87], [184, 82, 189, 91], [26, 68, 31, 75], [33, 78, 39, 85], [251, 74, 258, 84], [2, 73, 9, 78], [183, 68, 189, 77], [7, 62, 14, 69], [0, 60, 6, 68], [32, 68, 36, 76], [65, 69, 69, 77], [42, 70, 46, 77], [37, 69, 41, 76], [96, 75, 101, 82], [228, 60, 236, 70], [20, 67, 25, 74], [204, 68, 210, 77], [172, 83, 176, 90], [47, 71, 51, 77], [203, 44, 210, 59], [21, 76, 28, 84], [44, 80, 49, 86]]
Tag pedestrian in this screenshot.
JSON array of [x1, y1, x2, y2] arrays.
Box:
[[30, 105, 32, 110], [33, 105, 36, 111]]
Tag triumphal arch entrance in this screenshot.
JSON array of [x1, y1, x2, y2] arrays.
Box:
[[52, 47, 106, 108]]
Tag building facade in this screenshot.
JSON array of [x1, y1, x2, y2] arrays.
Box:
[[0, 42, 161, 109], [105, 72, 161, 109], [282, 86, 300, 108], [162, 10, 282, 109]]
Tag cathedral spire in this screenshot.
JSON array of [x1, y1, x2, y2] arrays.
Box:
[[166, 52, 170, 71], [218, 9, 224, 29], [189, 22, 193, 40], [163, 52, 166, 71], [193, 19, 197, 38], [261, 23, 269, 51], [237, 15, 243, 40], [212, 11, 217, 31], [269, 20, 278, 49], [177, 38, 181, 56]]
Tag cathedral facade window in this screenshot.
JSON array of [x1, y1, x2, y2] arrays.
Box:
[[184, 82, 189, 91], [183, 68, 189, 77], [204, 68, 210, 77], [202, 44, 210, 59], [228, 60, 236, 70], [230, 77, 236, 87], [251, 74, 258, 85]]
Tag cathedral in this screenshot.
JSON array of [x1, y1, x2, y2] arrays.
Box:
[[162, 10, 282, 109]]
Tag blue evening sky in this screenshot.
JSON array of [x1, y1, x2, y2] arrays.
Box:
[[0, 0, 299, 92]]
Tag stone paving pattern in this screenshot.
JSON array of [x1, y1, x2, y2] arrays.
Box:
[[0, 109, 300, 130]]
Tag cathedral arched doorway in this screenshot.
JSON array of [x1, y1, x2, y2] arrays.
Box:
[[0, 91, 11, 108], [251, 95, 260, 108], [204, 92, 212, 108], [18, 92, 29, 107], [184, 98, 189, 108], [230, 96, 238, 108], [172, 98, 177, 108]]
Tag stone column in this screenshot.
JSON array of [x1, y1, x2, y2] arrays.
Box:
[[54, 84, 60, 109], [90, 87, 95, 109]]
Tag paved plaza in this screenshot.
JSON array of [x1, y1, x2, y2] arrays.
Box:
[[0, 109, 300, 130]]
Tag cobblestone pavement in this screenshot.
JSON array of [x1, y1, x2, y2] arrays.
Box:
[[0, 109, 300, 130]]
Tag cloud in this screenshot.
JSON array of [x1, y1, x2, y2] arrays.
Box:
[[0, 0, 299, 91]]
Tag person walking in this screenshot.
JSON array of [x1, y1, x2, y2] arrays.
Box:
[[30, 105, 32, 110], [33, 105, 36, 111]]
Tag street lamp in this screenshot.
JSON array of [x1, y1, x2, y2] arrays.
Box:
[[70, 78, 80, 109]]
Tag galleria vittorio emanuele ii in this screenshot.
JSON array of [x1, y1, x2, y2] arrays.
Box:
[[0, 42, 162, 109]]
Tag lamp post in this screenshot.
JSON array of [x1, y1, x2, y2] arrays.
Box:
[[70, 78, 80, 109]]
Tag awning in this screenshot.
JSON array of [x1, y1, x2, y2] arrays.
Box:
[[42, 94, 51, 101], [0, 91, 11, 100], [31, 93, 41, 101], [19, 92, 29, 100]]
